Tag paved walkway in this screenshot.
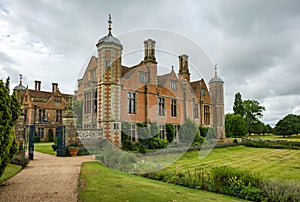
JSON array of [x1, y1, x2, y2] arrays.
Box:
[[0, 152, 95, 202]]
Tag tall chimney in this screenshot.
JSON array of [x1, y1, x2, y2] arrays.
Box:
[[178, 54, 190, 82], [52, 83, 58, 93], [34, 80, 41, 91], [144, 39, 156, 63]]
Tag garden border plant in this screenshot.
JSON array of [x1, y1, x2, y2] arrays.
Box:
[[142, 165, 300, 202]]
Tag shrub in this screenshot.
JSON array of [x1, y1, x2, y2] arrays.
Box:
[[51, 144, 57, 151], [138, 143, 146, 154], [98, 148, 138, 172], [10, 156, 29, 167], [149, 138, 168, 149], [244, 139, 300, 150], [144, 165, 265, 201], [192, 130, 203, 147], [77, 148, 90, 156], [166, 124, 175, 143], [130, 160, 157, 174], [34, 136, 40, 143], [262, 179, 300, 202], [199, 126, 209, 137]]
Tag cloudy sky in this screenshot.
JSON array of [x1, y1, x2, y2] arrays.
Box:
[[1, 0, 299, 127]]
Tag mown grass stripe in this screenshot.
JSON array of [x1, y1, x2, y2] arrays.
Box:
[[164, 146, 300, 182]]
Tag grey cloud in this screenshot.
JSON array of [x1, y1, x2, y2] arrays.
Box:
[[0, 51, 14, 64], [1, 0, 300, 126]]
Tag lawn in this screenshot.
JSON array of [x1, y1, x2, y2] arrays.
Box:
[[78, 162, 245, 202], [0, 163, 22, 183], [34, 142, 55, 155], [161, 146, 300, 182]]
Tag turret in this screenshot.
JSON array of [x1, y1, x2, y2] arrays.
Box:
[[96, 14, 123, 147], [209, 65, 225, 139]]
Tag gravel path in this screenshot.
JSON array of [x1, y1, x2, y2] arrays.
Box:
[[0, 152, 95, 202]]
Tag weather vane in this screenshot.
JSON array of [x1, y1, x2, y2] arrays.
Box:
[[214, 64, 218, 76], [108, 14, 112, 34]]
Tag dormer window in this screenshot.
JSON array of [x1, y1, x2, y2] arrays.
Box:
[[54, 97, 61, 103], [170, 80, 177, 90]]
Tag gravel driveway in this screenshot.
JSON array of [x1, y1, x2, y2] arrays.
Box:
[[0, 152, 94, 202]]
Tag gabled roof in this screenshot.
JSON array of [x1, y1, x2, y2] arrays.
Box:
[[157, 68, 177, 86], [27, 89, 71, 102], [157, 73, 171, 86], [78, 56, 98, 80], [190, 79, 207, 91], [121, 61, 144, 79]]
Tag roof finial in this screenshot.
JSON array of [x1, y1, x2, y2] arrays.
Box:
[[108, 14, 112, 35], [19, 74, 22, 84], [214, 64, 218, 77]]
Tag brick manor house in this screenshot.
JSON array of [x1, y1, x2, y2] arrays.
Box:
[[14, 77, 71, 142], [75, 16, 225, 147]]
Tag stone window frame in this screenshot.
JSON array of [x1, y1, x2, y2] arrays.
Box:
[[193, 98, 199, 119], [158, 97, 165, 116], [127, 91, 136, 114], [159, 124, 166, 139], [204, 105, 210, 125], [139, 71, 149, 83], [130, 123, 137, 142], [171, 98, 177, 117], [170, 80, 177, 90], [56, 110, 62, 122]]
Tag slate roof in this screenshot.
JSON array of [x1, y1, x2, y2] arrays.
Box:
[[157, 73, 171, 86]]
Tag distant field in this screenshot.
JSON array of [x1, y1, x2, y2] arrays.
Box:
[[78, 162, 245, 202], [162, 146, 300, 182], [250, 134, 300, 142]]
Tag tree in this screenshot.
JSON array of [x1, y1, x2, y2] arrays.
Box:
[[263, 124, 273, 135], [225, 113, 248, 137], [233, 92, 244, 116], [165, 123, 175, 143], [249, 120, 265, 135], [274, 114, 300, 138], [0, 78, 21, 177], [242, 100, 265, 135]]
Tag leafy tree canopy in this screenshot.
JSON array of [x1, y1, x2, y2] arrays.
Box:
[[225, 113, 248, 137], [233, 92, 244, 116], [231, 92, 266, 135], [274, 114, 300, 137]]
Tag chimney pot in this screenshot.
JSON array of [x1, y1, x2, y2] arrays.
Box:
[[34, 80, 41, 91], [52, 83, 58, 93]]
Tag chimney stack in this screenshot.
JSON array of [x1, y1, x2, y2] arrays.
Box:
[[34, 80, 41, 91], [144, 39, 156, 63], [178, 54, 190, 82], [52, 83, 58, 93]]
